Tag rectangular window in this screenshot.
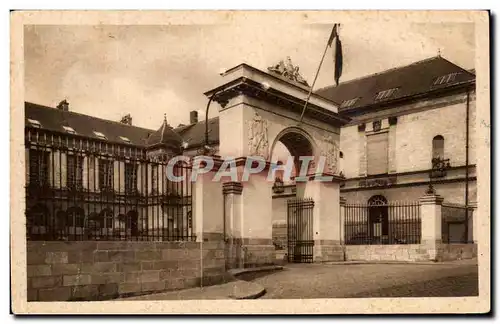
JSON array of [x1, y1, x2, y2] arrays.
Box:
[[340, 97, 360, 109], [433, 72, 460, 86], [29, 149, 49, 186], [67, 154, 83, 189], [151, 165, 158, 193], [99, 159, 114, 190], [367, 132, 389, 175], [374, 88, 399, 101], [125, 163, 137, 194]]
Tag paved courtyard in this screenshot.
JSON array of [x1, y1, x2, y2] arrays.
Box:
[[122, 260, 478, 300], [250, 261, 478, 299]]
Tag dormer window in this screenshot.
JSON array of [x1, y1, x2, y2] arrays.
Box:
[[119, 136, 131, 143], [340, 97, 360, 109], [28, 119, 41, 128], [433, 72, 461, 86], [62, 126, 76, 134], [93, 131, 107, 140], [374, 88, 399, 101]]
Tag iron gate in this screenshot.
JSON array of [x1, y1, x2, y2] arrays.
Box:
[[287, 198, 314, 263]]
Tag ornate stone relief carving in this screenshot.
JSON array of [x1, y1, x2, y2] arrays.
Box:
[[248, 112, 269, 159], [320, 134, 340, 174], [267, 56, 310, 87]]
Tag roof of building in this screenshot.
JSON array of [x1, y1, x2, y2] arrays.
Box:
[[145, 114, 184, 151], [25, 102, 219, 149], [175, 117, 220, 149], [315, 56, 475, 112]]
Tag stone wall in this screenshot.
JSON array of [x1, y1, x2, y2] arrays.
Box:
[[272, 223, 287, 251], [437, 243, 477, 261], [345, 244, 429, 262], [345, 243, 477, 262], [27, 240, 227, 302]]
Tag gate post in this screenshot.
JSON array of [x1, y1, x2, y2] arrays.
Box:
[[340, 196, 347, 245], [304, 176, 345, 262], [419, 192, 444, 261], [469, 201, 477, 244], [193, 164, 224, 242], [222, 181, 244, 269]]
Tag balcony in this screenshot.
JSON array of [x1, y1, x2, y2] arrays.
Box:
[[430, 157, 451, 178]]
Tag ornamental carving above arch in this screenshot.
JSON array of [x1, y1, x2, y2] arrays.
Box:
[[247, 112, 269, 160], [320, 134, 340, 174]]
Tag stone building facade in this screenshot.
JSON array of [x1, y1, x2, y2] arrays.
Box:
[[24, 101, 216, 241]]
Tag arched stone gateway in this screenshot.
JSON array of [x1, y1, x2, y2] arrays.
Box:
[[196, 63, 350, 266]]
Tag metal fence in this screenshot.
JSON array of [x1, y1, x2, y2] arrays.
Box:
[[441, 204, 472, 243], [344, 200, 421, 245], [287, 198, 314, 263], [25, 139, 194, 242]]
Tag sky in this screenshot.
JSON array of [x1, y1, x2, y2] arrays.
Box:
[[24, 22, 475, 131]]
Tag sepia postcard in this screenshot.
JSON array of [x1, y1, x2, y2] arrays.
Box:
[[10, 10, 490, 314]]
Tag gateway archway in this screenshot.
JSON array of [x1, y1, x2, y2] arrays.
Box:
[[270, 126, 317, 184], [198, 61, 350, 265]]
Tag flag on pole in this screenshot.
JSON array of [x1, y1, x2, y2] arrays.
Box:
[[298, 23, 345, 124], [328, 24, 343, 86]]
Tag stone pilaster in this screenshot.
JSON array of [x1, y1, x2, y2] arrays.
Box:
[[469, 201, 478, 244], [358, 125, 367, 176], [193, 170, 224, 243], [304, 179, 344, 262], [339, 196, 347, 245], [222, 182, 244, 269], [419, 193, 444, 261], [388, 116, 397, 173]]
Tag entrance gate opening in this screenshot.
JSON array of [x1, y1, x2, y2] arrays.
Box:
[[287, 198, 314, 263]]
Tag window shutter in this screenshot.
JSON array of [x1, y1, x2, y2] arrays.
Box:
[[158, 165, 165, 195], [147, 164, 152, 194], [113, 160, 120, 192], [82, 156, 89, 189], [137, 163, 143, 194], [367, 132, 389, 175], [60, 153, 67, 188]]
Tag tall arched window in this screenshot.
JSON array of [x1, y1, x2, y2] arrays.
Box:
[[432, 135, 445, 159]]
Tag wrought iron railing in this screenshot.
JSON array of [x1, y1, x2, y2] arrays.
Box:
[[430, 157, 451, 178], [25, 141, 194, 242], [344, 200, 421, 245]]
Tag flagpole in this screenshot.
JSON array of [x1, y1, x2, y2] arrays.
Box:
[[298, 27, 336, 124]]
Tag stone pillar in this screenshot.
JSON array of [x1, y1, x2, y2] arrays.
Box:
[[222, 181, 243, 269], [193, 168, 224, 242], [388, 116, 398, 173], [304, 177, 344, 262], [469, 201, 478, 244], [419, 193, 444, 261], [339, 196, 347, 245], [358, 124, 367, 176], [239, 167, 275, 267]]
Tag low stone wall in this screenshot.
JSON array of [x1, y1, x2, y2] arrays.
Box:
[[27, 240, 227, 302], [272, 223, 287, 251], [242, 239, 275, 268], [345, 244, 429, 262], [345, 244, 478, 262], [437, 243, 477, 261]]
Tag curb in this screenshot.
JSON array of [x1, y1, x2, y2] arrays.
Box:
[[228, 265, 284, 277], [226, 265, 284, 299], [323, 259, 478, 266]]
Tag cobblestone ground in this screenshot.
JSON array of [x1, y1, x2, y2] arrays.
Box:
[[251, 261, 478, 299]]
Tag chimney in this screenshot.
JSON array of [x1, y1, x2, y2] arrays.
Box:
[[120, 114, 132, 125], [57, 99, 69, 111], [190, 111, 198, 124]]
